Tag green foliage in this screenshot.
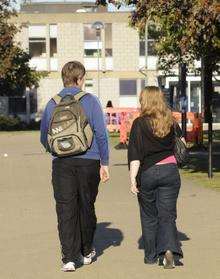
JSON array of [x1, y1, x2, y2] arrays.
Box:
[[0, 0, 45, 96], [0, 115, 21, 130], [97, 0, 220, 73], [0, 115, 41, 131]]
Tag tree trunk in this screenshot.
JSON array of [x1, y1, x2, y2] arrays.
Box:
[[179, 63, 187, 138], [26, 89, 31, 125], [201, 55, 213, 178]]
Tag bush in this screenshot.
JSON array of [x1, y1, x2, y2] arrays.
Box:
[[25, 120, 40, 130], [0, 115, 22, 131], [0, 115, 40, 131]]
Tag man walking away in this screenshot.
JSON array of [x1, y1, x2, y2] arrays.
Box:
[[40, 61, 109, 272]]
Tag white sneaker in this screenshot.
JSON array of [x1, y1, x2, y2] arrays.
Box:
[[82, 249, 96, 265], [61, 262, 76, 272]]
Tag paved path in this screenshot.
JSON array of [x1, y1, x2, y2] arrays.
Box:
[[0, 132, 220, 279]]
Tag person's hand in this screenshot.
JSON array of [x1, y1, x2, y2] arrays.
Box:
[[130, 180, 139, 195], [100, 165, 109, 183]]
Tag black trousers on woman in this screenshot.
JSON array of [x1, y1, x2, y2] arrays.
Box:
[[138, 163, 183, 263], [52, 157, 100, 264]]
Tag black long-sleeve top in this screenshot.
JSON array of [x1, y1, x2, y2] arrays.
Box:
[[128, 116, 182, 172]]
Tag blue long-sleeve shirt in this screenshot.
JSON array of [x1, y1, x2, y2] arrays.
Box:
[[40, 86, 109, 165]]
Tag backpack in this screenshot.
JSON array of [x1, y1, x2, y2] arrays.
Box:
[[47, 91, 93, 157]]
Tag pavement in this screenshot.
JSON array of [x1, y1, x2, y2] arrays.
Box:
[[0, 132, 220, 279]]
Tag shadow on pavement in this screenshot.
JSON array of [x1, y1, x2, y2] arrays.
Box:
[[94, 222, 124, 258]]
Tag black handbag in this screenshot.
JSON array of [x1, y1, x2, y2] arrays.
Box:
[[174, 124, 188, 166]]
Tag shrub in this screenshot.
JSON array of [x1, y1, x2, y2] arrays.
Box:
[[0, 115, 22, 131], [26, 120, 40, 130], [0, 115, 41, 131]]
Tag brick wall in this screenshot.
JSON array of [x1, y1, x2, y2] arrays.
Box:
[[112, 23, 139, 71], [14, 26, 29, 51], [37, 77, 63, 113], [99, 78, 119, 107], [57, 23, 84, 71]]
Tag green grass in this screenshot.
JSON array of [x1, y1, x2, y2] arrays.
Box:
[[177, 146, 220, 190], [180, 169, 220, 190], [203, 130, 220, 141], [109, 132, 120, 147]]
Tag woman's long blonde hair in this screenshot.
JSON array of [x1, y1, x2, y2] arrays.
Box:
[[139, 86, 174, 138]]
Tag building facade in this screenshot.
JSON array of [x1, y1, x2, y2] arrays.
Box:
[[15, 1, 220, 122]]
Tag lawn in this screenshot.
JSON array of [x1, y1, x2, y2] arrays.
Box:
[[180, 169, 220, 190]]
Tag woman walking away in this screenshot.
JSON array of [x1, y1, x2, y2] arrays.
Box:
[[128, 86, 183, 269]]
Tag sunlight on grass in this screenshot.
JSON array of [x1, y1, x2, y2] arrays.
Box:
[[180, 169, 220, 190]]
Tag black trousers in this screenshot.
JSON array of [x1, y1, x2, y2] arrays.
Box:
[[52, 157, 100, 263], [138, 163, 183, 263]]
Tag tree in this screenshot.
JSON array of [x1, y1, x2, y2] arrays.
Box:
[[97, 0, 219, 73], [0, 0, 44, 96], [98, 0, 220, 177]]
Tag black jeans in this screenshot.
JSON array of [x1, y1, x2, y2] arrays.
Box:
[[52, 157, 100, 263], [138, 163, 183, 263]]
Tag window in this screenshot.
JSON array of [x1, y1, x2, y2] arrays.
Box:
[[139, 39, 156, 56], [9, 93, 37, 114], [139, 40, 145, 57], [9, 97, 26, 114], [213, 82, 220, 123], [190, 82, 201, 113], [139, 23, 159, 56], [49, 24, 58, 71], [50, 38, 57, 57], [30, 91, 38, 113], [167, 81, 189, 112], [50, 25, 57, 58], [29, 25, 46, 58], [148, 40, 156, 56], [105, 23, 112, 57], [84, 24, 101, 58], [28, 24, 58, 71], [120, 80, 137, 96], [0, 97, 9, 115], [85, 79, 94, 94], [29, 38, 46, 57], [84, 23, 112, 58], [84, 49, 101, 57], [84, 24, 97, 41]]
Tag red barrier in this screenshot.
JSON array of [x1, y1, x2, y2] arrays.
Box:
[[104, 108, 203, 145], [172, 112, 203, 144], [104, 108, 139, 133]]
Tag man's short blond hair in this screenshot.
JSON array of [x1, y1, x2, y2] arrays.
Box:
[[61, 61, 86, 87]]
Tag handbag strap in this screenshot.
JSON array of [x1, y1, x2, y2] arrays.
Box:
[[173, 121, 181, 138]]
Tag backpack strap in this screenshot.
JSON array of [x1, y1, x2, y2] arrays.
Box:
[[74, 91, 87, 102], [52, 91, 87, 104], [52, 94, 62, 104]]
